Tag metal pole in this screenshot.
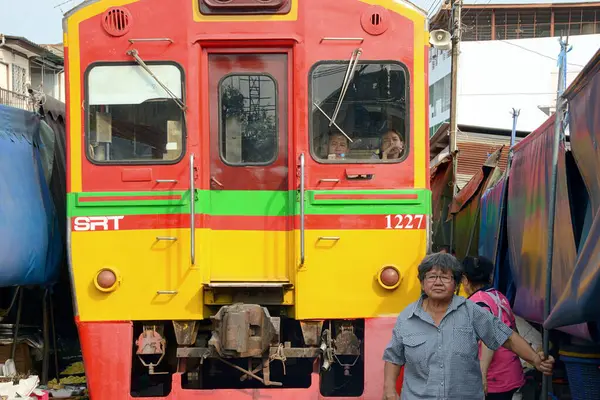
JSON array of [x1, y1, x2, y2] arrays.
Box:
[[541, 36, 568, 400], [494, 111, 519, 285], [10, 287, 23, 361], [49, 291, 61, 385], [42, 288, 50, 384], [510, 108, 520, 148], [449, 0, 462, 251]]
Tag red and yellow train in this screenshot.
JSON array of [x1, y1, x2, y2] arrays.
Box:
[[63, 0, 431, 398]]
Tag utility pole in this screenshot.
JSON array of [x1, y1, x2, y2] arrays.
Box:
[[510, 108, 520, 148], [448, 0, 462, 251], [541, 35, 569, 400]]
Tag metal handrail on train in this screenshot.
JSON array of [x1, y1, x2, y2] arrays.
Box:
[[190, 153, 196, 265], [299, 153, 305, 265]]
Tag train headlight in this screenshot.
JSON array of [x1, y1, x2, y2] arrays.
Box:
[[377, 265, 401, 290], [94, 268, 121, 292]]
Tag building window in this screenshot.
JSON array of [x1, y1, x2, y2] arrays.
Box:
[[219, 74, 278, 165], [310, 62, 408, 162], [86, 63, 185, 163], [429, 85, 436, 118], [11, 65, 26, 94], [462, 10, 492, 41], [462, 6, 600, 41]]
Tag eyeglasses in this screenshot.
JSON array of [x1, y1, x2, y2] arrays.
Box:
[[424, 274, 453, 284]]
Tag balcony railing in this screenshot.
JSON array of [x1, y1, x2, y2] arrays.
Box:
[[0, 88, 33, 111]]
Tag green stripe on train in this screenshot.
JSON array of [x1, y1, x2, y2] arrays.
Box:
[[67, 189, 432, 217]]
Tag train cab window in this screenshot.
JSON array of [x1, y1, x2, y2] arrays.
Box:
[[219, 74, 278, 165], [86, 63, 185, 163], [310, 62, 408, 163]]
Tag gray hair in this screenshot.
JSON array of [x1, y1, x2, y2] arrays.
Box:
[[417, 253, 463, 283]]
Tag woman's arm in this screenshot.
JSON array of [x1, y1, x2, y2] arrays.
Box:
[[480, 343, 494, 394], [383, 362, 401, 399], [471, 303, 554, 375], [382, 317, 405, 399], [502, 331, 554, 375]]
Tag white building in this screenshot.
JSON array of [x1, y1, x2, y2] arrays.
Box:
[[429, 0, 600, 135], [0, 34, 64, 110]]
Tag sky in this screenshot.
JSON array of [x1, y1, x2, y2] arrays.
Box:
[[0, 0, 78, 44], [0, 0, 437, 45]]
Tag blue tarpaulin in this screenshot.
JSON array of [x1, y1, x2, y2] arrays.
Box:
[[478, 176, 517, 304], [479, 177, 506, 264], [0, 104, 62, 286]]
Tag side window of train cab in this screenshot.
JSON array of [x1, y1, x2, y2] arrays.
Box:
[[310, 62, 409, 163], [85, 62, 185, 163]]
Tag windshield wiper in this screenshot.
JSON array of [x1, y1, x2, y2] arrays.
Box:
[[126, 49, 187, 112], [313, 102, 353, 143], [329, 48, 362, 128]]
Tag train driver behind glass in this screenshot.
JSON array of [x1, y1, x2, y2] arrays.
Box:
[[376, 129, 405, 160], [327, 131, 349, 160]]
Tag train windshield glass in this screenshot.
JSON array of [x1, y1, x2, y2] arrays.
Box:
[[86, 63, 185, 163], [310, 62, 408, 163]]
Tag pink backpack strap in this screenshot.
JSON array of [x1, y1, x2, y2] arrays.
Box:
[[484, 289, 515, 329]]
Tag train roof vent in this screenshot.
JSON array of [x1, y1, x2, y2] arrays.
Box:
[[102, 7, 133, 37], [361, 6, 390, 36]]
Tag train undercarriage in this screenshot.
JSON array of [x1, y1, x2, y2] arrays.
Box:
[[130, 304, 368, 397]]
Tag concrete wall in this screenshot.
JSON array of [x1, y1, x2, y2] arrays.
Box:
[[0, 47, 29, 93], [429, 48, 452, 135]]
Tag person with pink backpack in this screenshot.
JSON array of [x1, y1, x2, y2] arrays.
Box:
[[461, 256, 526, 400]]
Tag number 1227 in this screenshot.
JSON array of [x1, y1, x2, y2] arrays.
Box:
[[385, 214, 426, 229]]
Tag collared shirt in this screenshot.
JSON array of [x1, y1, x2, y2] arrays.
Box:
[[383, 294, 514, 400]]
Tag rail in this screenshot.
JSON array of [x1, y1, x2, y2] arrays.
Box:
[[0, 88, 32, 111]]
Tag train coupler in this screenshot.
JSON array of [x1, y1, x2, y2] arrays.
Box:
[[135, 324, 168, 375], [320, 322, 361, 375], [208, 303, 279, 358]]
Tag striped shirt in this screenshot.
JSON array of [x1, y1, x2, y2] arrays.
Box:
[[383, 294, 514, 400]]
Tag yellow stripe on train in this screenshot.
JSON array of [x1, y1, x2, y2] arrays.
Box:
[[71, 229, 425, 322]]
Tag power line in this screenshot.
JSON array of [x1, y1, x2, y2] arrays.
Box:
[[54, 0, 77, 9], [54, 0, 82, 14], [427, 0, 445, 17], [461, 0, 493, 21], [496, 39, 585, 67], [454, 2, 586, 67]]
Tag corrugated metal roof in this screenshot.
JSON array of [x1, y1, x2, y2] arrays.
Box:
[[429, 125, 527, 189], [455, 131, 522, 183], [0, 35, 64, 66]]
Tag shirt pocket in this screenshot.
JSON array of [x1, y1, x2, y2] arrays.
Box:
[[453, 327, 478, 359], [403, 333, 429, 374]]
